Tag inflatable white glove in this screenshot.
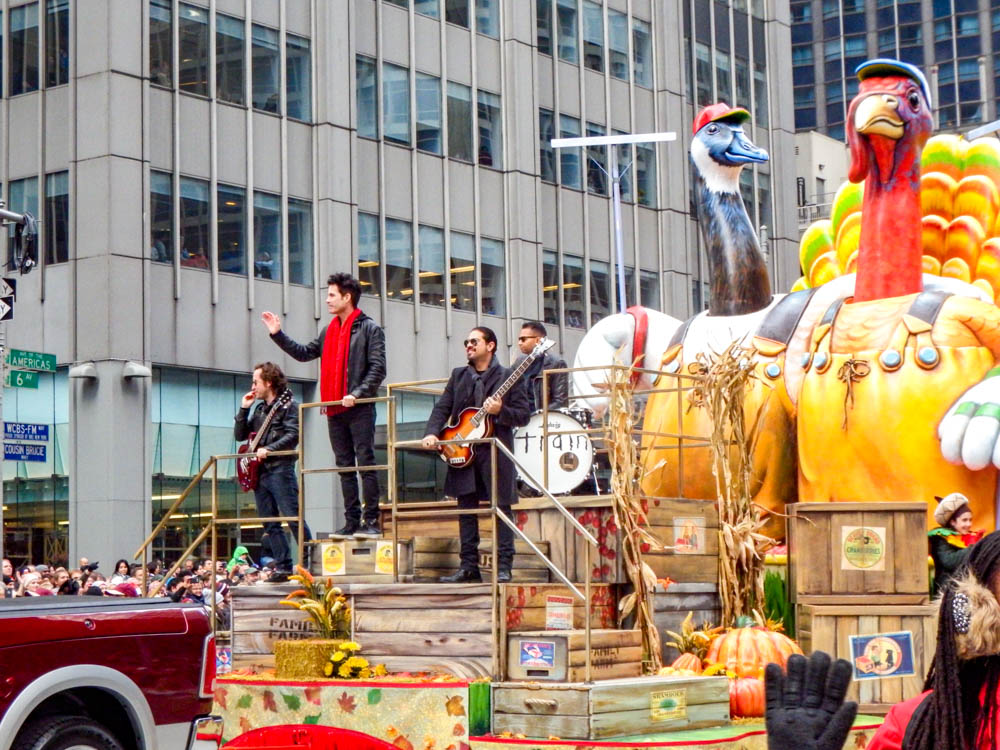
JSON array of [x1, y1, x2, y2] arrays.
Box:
[[939, 366, 1000, 470]]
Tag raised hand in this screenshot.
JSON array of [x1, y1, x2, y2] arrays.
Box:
[[261, 311, 282, 335], [241, 390, 256, 408], [765, 651, 857, 750]]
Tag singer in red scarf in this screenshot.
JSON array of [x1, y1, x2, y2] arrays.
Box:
[[263, 273, 387, 538]]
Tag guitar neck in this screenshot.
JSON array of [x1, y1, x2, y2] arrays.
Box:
[[248, 391, 290, 450], [468, 351, 543, 428]]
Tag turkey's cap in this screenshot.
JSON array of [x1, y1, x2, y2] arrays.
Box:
[[855, 58, 932, 110], [692, 103, 751, 136], [933, 492, 971, 527]]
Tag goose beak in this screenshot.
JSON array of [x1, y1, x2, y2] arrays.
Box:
[[724, 132, 769, 165], [855, 93, 903, 139]]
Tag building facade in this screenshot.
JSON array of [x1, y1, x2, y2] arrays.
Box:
[[0, 0, 797, 568]]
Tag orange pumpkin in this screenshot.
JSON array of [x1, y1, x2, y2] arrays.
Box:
[[670, 652, 703, 674], [706, 627, 803, 679], [729, 677, 766, 718]]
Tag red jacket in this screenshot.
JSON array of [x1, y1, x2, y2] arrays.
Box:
[[869, 688, 1000, 750]]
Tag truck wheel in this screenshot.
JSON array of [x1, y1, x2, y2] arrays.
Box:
[[13, 716, 125, 750]]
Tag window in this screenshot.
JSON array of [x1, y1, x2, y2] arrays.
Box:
[[735, 57, 751, 109], [957, 13, 979, 36], [757, 172, 771, 230], [446, 0, 469, 27], [44, 171, 68, 264], [477, 90, 502, 167], [253, 191, 281, 280], [934, 20, 951, 42], [583, 1, 604, 73], [615, 134, 633, 202], [540, 109, 556, 182], [586, 122, 607, 196], [753, 62, 768, 127], [416, 0, 440, 18], [288, 198, 313, 286], [824, 39, 841, 61], [358, 212, 381, 297], [450, 231, 476, 310], [416, 73, 442, 154], [252, 24, 280, 113], [843, 35, 866, 57], [217, 184, 246, 275], [447, 82, 473, 161], [150, 0, 172, 87], [537, 0, 553, 55], [826, 80, 843, 103], [791, 3, 811, 23], [794, 87, 815, 107], [386, 218, 413, 301], [792, 45, 813, 66], [357, 55, 379, 139], [480, 238, 505, 316], [216, 14, 245, 105], [640, 270, 659, 308], [623, 266, 636, 307], [696, 42, 712, 106], [10, 3, 40, 96], [9, 179, 38, 264], [418, 225, 445, 306], [45, 0, 67, 87], [179, 177, 210, 270], [715, 50, 732, 104], [286, 35, 311, 122], [477, 0, 499, 37], [151, 172, 173, 263], [633, 18, 652, 87], [557, 0, 578, 64], [740, 169, 754, 219], [958, 58, 979, 81], [178, 4, 209, 97], [563, 254, 584, 328], [590, 260, 610, 324], [542, 250, 559, 325], [636, 144, 656, 207], [900, 24, 921, 46], [383, 63, 410, 145], [557, 115, 582, 191], [609, 10, 628, 80]]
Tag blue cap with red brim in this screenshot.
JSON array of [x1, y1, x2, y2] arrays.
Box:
[[855, 58, 932, 111]]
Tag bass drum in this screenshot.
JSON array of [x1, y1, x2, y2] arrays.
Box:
[[514, 410, 594, 495]]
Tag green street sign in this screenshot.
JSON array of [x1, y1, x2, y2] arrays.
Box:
[[5, 369, 39, 388], [6, 348, 56, 372]]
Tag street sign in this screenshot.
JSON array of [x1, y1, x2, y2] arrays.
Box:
[[6, 348, 55, 372], [3, 442, 46, 462], [0, 278, 16, 299], [3, 422, 48, 442], [0, 297, 12, 322], [4, 370, 39, 388]]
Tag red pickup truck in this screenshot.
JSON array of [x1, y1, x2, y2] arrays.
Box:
[[0, 596, 222, 750]]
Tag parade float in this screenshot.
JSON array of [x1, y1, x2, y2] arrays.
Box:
[[206, 57, 999, 748]]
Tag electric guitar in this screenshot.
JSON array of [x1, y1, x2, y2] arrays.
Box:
[[237, 389, 293, 491], [437, 338, 556, 468]]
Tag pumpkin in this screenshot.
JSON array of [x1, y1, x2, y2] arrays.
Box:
[[706, 626, 803, 678], [670, 652, 703, 674], [729, 677, 766, 718]]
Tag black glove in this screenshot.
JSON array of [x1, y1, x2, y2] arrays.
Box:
[[765, 651, 858, 750]]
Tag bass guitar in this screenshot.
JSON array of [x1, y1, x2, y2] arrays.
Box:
[[237, 389, 293, 491], [437, 338, 556, 468]]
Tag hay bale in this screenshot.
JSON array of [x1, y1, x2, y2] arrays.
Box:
[[274, 639, 344, 679]]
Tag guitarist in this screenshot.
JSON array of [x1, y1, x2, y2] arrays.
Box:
[[233, 362, 312, 581], [421, 328, 530, 583]]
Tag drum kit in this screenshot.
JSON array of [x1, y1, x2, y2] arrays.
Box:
[[513, 406, 604, 497]]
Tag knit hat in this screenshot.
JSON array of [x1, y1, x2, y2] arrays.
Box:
[[934, 492, 971, 527]]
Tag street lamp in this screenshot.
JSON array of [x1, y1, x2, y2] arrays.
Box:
[[550, 132, 676, 314]]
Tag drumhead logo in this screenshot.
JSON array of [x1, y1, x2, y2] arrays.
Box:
[[841, 526, 886, 571]]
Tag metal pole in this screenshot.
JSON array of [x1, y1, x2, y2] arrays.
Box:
[[610, 147, 627, 314], [0, 318, 5, 563], [490, 438, 499, 681]]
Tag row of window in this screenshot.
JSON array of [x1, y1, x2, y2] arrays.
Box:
[[538, 109, 657, 206], [536, 0, 653, 87], [357, 212, 506, 316], [541, 250, 659, 329], [150, 0, 312, 122], [356, 56, 501, 167], [0, 0, 69, 98], [6, 171, 68, 265], [382, 0, 501, 38], [149, 171, 313, 286]]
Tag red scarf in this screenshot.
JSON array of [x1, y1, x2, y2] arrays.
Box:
[[321, 307, 362, 415]]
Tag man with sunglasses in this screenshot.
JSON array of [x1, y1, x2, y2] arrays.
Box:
[[514, 321, 568, 412], [422, 327, 530, 583]]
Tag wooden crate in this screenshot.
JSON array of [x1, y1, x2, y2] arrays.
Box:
[[312, 537, 412, 578], [505, 629, 642, 682], [412, 537, 550, 582], [788, 502, 928, 603], [492, 675, 730, 739], [502, 583, 618, 632], [795, 603, 938, 715], [650, 583, 721, 658]]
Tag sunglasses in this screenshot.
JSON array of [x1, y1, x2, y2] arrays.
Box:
[[518, 335, 540, 342], [464, 338, 483, 347]]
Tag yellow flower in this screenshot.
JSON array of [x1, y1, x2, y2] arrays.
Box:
[[331, 651, 346, 663], [323, 662, 334, 677], [341, 641, 362, 652], [345, 656, 369, 670], [337, 662, 353, 678], [374, 664, 388, 677], [360, 667, 372, 678]]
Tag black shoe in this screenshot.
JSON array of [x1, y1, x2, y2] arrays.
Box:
[[268, 569, 293, 583], [354, 521, 381, 539], [439, 568, 482, 583], [331, 523, 360, 539], [496, 570, 512, 583]]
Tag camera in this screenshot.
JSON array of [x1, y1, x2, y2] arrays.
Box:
[[83, 562, 100, 573]]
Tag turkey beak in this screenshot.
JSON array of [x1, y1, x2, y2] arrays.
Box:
[[855, 93, 904, 139]]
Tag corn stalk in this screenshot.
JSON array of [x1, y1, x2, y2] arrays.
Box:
[[689, 342, 774, 625], [606, 363, 663, 672]]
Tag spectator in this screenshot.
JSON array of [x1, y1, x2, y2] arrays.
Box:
[[110, 559, 131, 585], [17, 573, 42, 597]]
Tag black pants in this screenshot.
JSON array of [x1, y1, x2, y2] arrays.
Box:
[[457, 470, 515, 572], [255, 462, 312, 569], [327, 403, 379, 525]]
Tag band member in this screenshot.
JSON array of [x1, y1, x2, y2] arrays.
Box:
[[234, 363, 311, 580], [263, 273, 387, 538], [513, 321, 568, 411], [421, 328, 530, 582]]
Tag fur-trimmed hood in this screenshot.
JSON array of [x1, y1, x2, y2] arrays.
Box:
[[952, 570, 1000, 660]]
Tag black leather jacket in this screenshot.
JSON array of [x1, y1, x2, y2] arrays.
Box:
[[271, 312, 387, 401], [514, 351, 569, 411], [234, 393, 300, 467]]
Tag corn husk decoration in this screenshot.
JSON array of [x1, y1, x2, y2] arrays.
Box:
[[605, 361, 664, 673], [279, 565, 351, 640], [688, 342, 776, 625]]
